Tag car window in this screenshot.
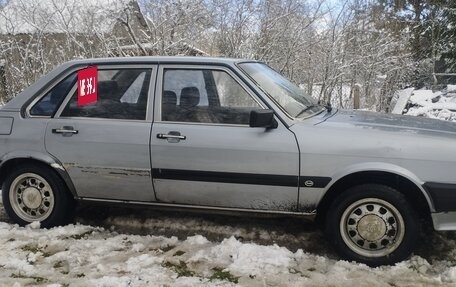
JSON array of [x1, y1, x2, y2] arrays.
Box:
[[162, 69, 261, 124], [30, 73, 77, 116], [60, 69, 151, 120]]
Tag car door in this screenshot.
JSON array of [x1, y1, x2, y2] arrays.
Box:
[[150, 65, 300, 211], [45, 65, 157, 201]]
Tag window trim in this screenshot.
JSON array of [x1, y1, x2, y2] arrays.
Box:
[[155, 64, 266, 126], [53, 64, 157, 122]]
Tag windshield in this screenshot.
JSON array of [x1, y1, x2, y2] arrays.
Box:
[[238, 62, 323, 118]]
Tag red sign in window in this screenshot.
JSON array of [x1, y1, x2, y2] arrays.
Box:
[[77, 66, 98, 106]]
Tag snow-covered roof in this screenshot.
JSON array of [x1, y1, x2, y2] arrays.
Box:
[[0, 0, 134, 34]]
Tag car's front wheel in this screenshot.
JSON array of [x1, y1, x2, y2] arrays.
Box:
[[326, 184, 419, 266], [2, 163, 74, 228]]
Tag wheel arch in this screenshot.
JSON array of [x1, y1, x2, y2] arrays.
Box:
[[316, 164, 434, 224], [0, 151, 77, 197]]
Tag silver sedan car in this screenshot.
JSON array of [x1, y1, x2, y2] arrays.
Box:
[[1, 57, 455, 266]]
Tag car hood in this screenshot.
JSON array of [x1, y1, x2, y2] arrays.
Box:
[[316, 109, 456, 138]]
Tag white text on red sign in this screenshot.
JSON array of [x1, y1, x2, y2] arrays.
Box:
[[79, 77, 96, 96]]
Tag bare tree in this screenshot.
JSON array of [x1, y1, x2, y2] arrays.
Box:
[[137, 0, 212, 55], [0, 0, 426, 112], [0, 0, 148, 100]]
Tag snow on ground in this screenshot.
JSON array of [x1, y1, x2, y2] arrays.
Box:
[[1, 200, 456, 286], [402, 85, 456, 122]]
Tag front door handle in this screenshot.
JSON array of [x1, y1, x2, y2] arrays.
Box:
[[157, 131, 186, 142], [52, 126, 79, 135]]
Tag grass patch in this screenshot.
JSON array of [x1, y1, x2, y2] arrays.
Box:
[[209, 267, 239, 284], [173, 250, 186, 256], [53, 260, 69, 274], [21, 244, 41, 253], [160, 245, 176, 252], [162, 261, 195, 277], [21, 244, 51, 257], [53, 261, 64, 269], [68, 231, 93, 240], [11, 273, 47, 283], [289, 268, 309, 278]]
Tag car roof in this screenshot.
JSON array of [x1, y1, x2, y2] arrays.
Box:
[[66, 56, 257, 66]]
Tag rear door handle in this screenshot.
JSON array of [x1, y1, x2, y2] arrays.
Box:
[[52, 126, 79, 135], [157, 131, 186, 142], [157, 134, 186, 140]]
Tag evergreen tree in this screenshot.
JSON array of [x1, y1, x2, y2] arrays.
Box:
[[376, 0, 456, 74], [437, 1, 456, 71]]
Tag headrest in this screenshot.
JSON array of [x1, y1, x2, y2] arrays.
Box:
[[163, 90, 177, 106], [180, 87, 200, 108]]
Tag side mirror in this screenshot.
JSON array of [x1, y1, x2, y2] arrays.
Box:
[[249, 109, 278, 129]]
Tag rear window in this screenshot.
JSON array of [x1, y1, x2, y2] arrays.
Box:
[[29, 73, 77, 116]]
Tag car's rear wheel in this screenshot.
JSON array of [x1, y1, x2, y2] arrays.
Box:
[[2, 164, 74, 228], [326, 184, 419, 266]]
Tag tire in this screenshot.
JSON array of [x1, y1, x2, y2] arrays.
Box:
[[325, 184, 419, 266], [2, 163, 74, 228]]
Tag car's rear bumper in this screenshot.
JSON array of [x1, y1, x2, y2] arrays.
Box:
[[432, 212, 456, 230], [423, 182, 456, 230], [423, 182, 456, 212]]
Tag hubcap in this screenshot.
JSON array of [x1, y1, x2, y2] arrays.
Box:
[[340, 198, 405, 258], [9, 173, 55, 222], [22, 187, 43, 209], [357, 214, 387, 241]]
